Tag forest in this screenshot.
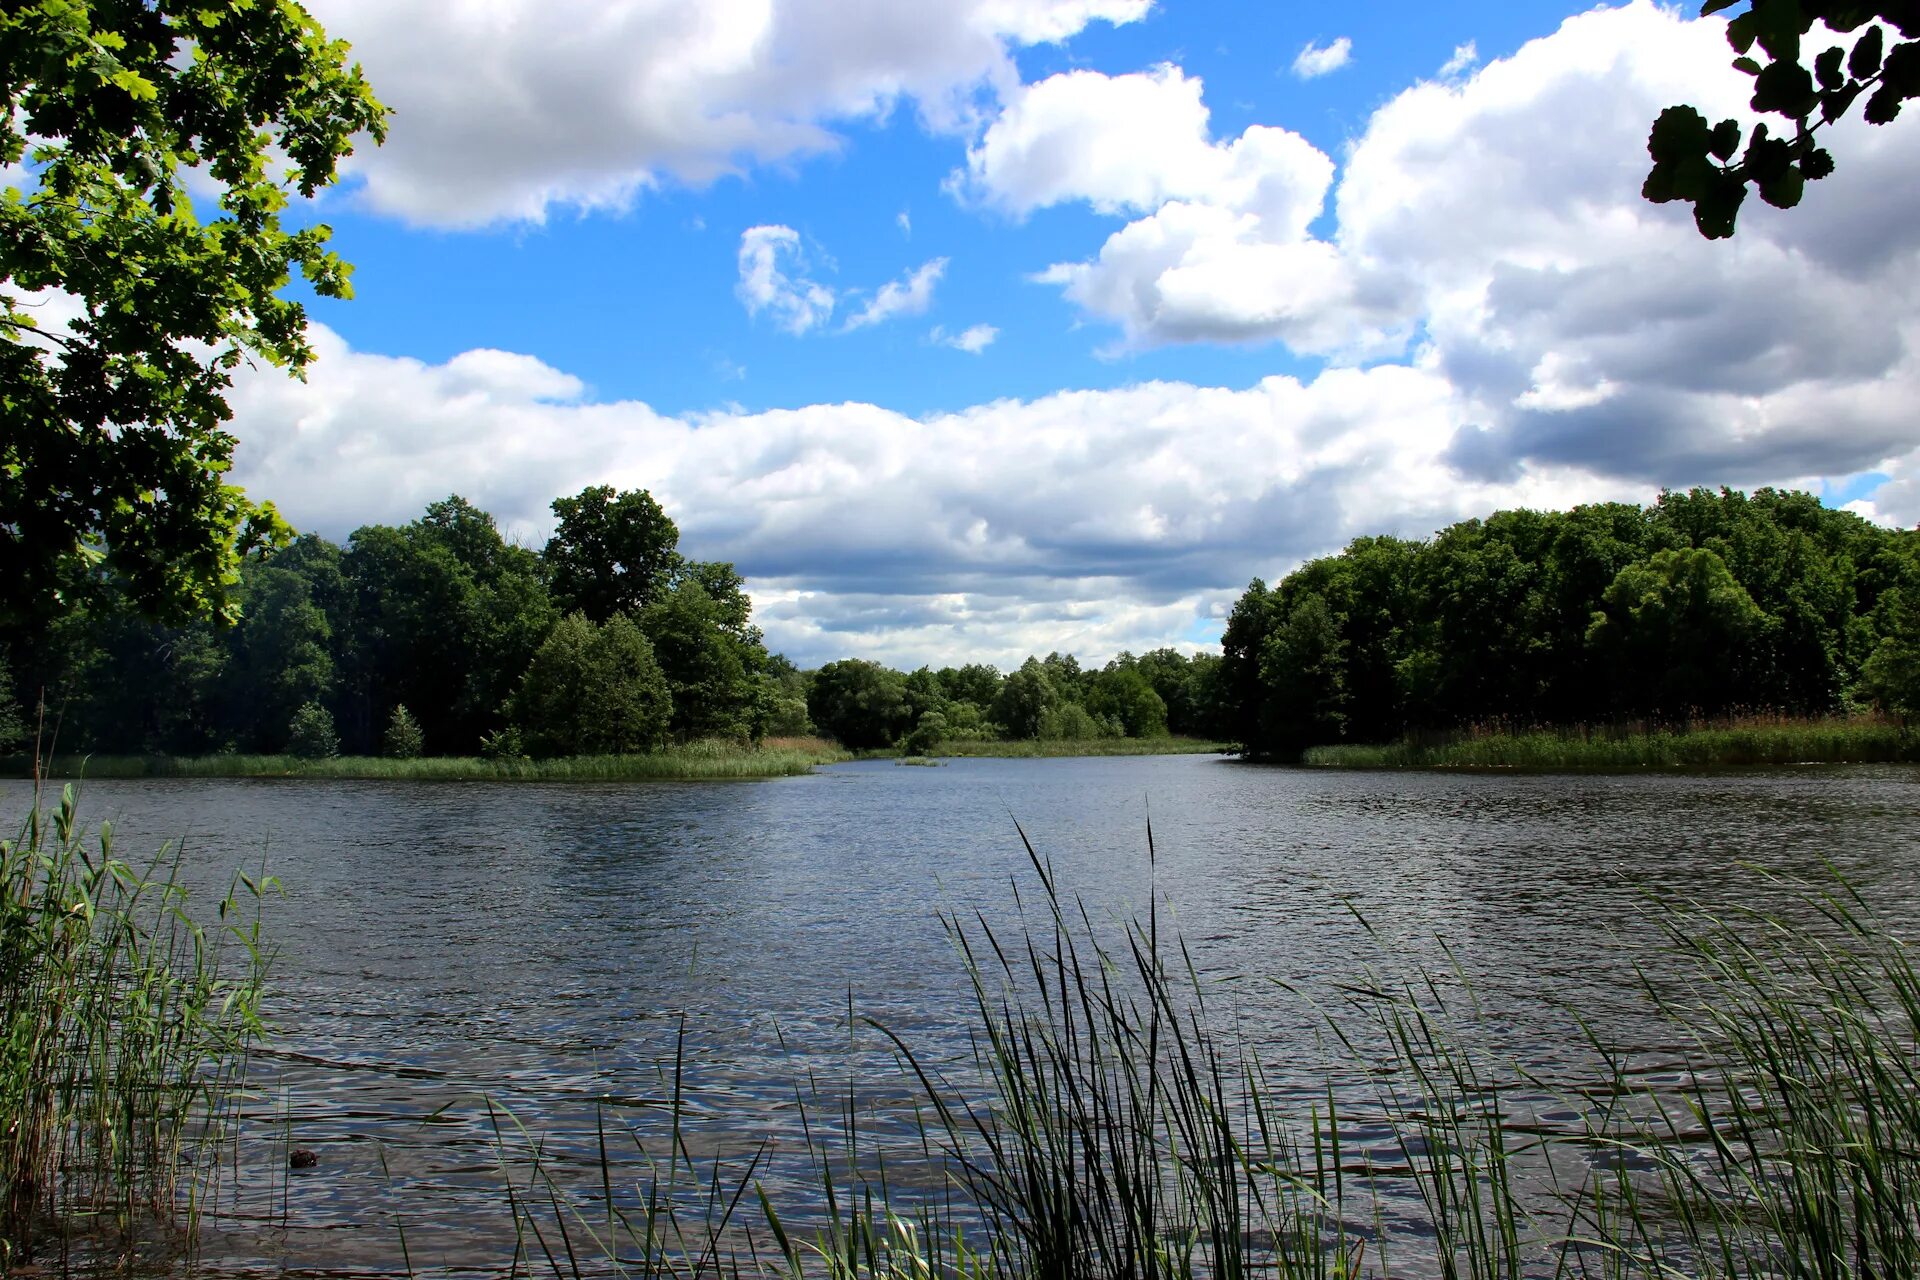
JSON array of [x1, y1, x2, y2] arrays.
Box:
[[1221, 487, 1920, 758], [0, 487, 1220, 760], [1, 485, 1914, 764]]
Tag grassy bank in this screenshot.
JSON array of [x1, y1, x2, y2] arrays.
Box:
[[925, 735, 1231, 759], [1303, 714, 1915, 771], [1, 737, 851, 783]]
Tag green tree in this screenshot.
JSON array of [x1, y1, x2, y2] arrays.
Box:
[[992, 659, 1060, 740], [286, 701, 338, 759], [220, 556, 335, 750], [381, 704, 424, 759], [1, 0, 385, 624], [1087, 665, 1168, 738], [510, 613, 673, 757], [0, 654, 24, 752], [1258, 592, 1349, 754], [937, 663, 1003, 708], [638, 579, 760, 740], [807, 659, 910, 749], [1645, 2, 1919, 238], [1587, 546, 1773, 716], [1859, 588, 1920, 718], [544, 487, 682, 622]]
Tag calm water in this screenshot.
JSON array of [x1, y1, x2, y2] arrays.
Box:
[[7, 757, 1919, 1274]]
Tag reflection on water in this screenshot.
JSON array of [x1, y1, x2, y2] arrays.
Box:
[[6, 759, 1917, 1274]]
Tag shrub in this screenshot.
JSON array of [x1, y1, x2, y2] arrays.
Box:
[[381, 704, 425, 759], [903, 710, 949, 756], [285, 701, 338, 759]]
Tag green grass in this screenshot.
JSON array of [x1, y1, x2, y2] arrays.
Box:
[[3, 737, 852, 782], [2, 784, 271, 1266], [1303, 715, 1915, 771], [924, 735, 1232, 760]]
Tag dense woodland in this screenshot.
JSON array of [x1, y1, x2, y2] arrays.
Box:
[[0, 487, 1218, 759], [1222, 487, 1920, 757], [1, 486, 1914, 762]]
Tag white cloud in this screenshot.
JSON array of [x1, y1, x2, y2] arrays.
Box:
[[211, 1, 1920, 666], [736, 226, 836, 335], [932, 323, 999, 352], [305, 0, 1150, 226], [225, 324, 1633, 667], [1291, 37, 1353, 80], [1439, 41, 1479, 78], [846, 258, 948, 330], [897, 210, 912, 237]]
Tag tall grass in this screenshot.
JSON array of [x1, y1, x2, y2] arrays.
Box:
[[0, 782, 273, 1266], [472, 844, 1920, 1280], [1304, 714, 1913, 771], [927, 736, 1231, 760], [5, 737, 851, 783]]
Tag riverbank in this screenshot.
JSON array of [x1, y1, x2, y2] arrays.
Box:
[[924, 735, 1231, 759], [1303, 715, 1914, 770], [3, 736, 852, 782]]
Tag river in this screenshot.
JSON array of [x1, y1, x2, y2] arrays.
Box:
[[6, 756, 1918, 1274]]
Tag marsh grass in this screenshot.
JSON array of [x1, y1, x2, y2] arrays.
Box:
[[1303, 715, 1913, 771], [0, 782, 272, 1266], [5, 737, 851, 783], [474, 843, 1920, 1280], [927, 737, 1231, 760]]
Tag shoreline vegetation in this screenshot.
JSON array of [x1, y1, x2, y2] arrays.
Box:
[[0, 735, 1235, 783], [1303, 712, 1915, 771]]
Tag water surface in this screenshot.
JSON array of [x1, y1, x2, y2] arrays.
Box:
[[8, 757, 1917, 1274]]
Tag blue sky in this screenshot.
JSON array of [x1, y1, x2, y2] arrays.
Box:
[[216, 0, 1920, 667]]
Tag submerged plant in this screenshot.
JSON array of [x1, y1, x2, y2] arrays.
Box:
[[0, 783, 273, 1265]]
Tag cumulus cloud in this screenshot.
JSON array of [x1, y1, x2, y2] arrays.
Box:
[[213, 1, 1920, 665], [933, 323, 999, 352], [224, 324, 1636, 667], [1439, 41, 1479, 78], [304, 0, 1150, 226], [846, 258, 948, 330], [1291, 37, 1353, 80], [736, 226, 836, 334], [972, 65, 1399, 353]]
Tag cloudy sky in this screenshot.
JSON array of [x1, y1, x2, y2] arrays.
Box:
[[229, 0, 1920, 668]]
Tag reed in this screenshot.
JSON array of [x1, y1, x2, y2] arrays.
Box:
[[473, 846, 1920, 1280], [5, 738, 851, 783], [927, 736, 1231, 760], [1304, 715, 1913, 771], [0, 782, 272, 1266]]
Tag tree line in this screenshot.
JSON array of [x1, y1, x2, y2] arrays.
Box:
[[1221, 487, 1920, 758], [0, 487, 1224, 759]]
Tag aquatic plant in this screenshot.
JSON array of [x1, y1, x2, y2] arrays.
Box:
[[474, 843, 1920, 1280], [0, 783, 272, 1265]]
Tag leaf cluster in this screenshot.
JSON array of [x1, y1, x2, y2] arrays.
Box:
[[1, 0, 386, 623], [1645, 1, 1919, 236]]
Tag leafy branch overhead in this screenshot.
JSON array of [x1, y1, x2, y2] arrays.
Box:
[[1646, 1, 1920, 238], [0, 0, 386, 625]]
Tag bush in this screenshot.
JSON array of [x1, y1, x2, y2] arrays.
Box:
[[903, 710, 949, 756], [479, 726, 527, 761], [511, 614, 673, 757], [285, 701, 338, 759], [382, 704, 425, 758]]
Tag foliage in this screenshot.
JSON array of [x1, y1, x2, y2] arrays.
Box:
[[381, 703, 424, 759], [1587, 546, 1772, 715], [1086, 665, 1168, 738], [0, 0, 385, 625], [544, 486, 682, 622], [992, 659, 1061, 740], [902, 710, 949, 756], [1304, 713, 1914, 768], [1225, 487, 1912, 757], [0, 656, 23, 753], [638, 580, 760, 741], [1859, 587, 1920, 717], [510, 613, 673, 757], [807, 659, 911, 750], [1646, 2, 1920, 237], [285, 700, 338, 759], [2, 786, 270, 1260]]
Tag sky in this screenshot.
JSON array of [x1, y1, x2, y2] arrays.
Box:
[[212, 0, 1920, 668]]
